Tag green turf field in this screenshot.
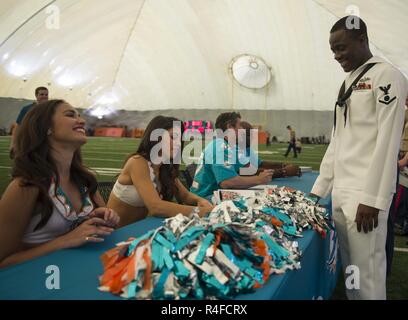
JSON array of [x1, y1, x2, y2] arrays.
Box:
[[0, 135, 407, 299], [0, 136, 328, 194]]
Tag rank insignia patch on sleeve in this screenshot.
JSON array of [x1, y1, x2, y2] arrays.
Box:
[[379, 84, 396, 105]]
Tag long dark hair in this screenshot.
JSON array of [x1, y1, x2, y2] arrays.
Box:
[[12, 99, 98, 230], [127, 116, 184, 201]]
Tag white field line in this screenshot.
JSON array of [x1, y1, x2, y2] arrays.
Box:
[[0, 150, 323, 158], [0, 155, 322, 165], [83, 157, 123, 162], [0, 153, 126, 163], [0, 151, 129, 156], [0, 165, 121, 175], [85, 146, 133, 149], [82, 151, 129, 155], [257, 151, 279, 155]]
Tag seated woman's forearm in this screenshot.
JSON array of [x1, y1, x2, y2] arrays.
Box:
[[184, 193, 203, 206], [0, 238, 63, 269], [175, 190, 196, 206], [183, 197, 198, 206]]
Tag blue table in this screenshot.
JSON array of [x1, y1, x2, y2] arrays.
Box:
[[0, 172, 338, 300]]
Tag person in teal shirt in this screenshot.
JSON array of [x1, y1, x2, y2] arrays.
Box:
[[190, 117, 301, 199], [190, 113, 273, 198]]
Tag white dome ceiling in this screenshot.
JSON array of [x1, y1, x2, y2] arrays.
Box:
[[0, 0, 406, 112]]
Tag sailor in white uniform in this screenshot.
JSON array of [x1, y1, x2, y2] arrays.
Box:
[[311, 16, 408, 300]]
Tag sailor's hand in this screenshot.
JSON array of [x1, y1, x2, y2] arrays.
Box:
[[355, 204, 379, 233]]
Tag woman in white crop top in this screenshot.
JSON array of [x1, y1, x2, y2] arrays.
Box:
[[108, 116, 214, 227], [0, 100, 120, 268]]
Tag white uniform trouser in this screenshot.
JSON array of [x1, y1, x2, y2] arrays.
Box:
[[332, 188, 389, 300]]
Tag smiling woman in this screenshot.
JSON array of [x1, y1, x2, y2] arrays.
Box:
[[48, 101, 87, 145], [0, 99, 120, 268]]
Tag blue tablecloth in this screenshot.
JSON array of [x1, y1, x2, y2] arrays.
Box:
[[0, 172, 339, 300]]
